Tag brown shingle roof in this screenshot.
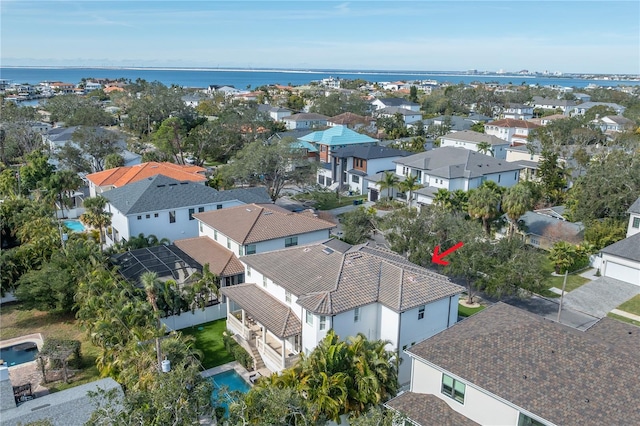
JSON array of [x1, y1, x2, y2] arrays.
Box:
[[220, 283, 301, 338], [193, 204, 335, 245], [243, 242, 463, 315], [386, 392, 480, 426], [407, 302, 640, 426], [174, 237, 244, 277]]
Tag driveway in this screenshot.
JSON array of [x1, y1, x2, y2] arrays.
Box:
[[562, 276, 640, 318], [500, 295, 600, 331]]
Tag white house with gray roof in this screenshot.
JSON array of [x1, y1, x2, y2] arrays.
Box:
[[101, 174, 271, 245], [439, 130, 510, 159], [371, 97, 420, 112], [221, 240, 463, 384], [391, 147, 523, 205]]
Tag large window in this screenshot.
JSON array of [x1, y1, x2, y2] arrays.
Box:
[[319, 316, 326, 330], [418, 305, 425, 320], [246, 244, 256, 255], [441, 374, 465, 404], [351, 175, 360, 183], [188, 208, 195, 220], [306, 310, 313, 325], [169, 211, 176, 223], [285, 236, 298, 247], [518, 413, 546, 426], [633, 217, 640, 229]]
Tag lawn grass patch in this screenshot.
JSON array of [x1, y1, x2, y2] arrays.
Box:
[[458, 303, 486, 317], [607, 312, 640, 327], [0, 303, 101, 391], [292, 191, 366, 210], [180, 319, 234, 369], [616, 294, 640, 316], [548, 274, 590, 292]]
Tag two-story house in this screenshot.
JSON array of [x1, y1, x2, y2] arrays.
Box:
[[222, 240, 463, 383], [387, 302, 640, 426], [484, 119, 540, 145], [297, 125, 378, 189], [282, 113, 329, 130], [86, 161, 207, 196], [565, 101, 626, 117], [327, 112, 375, 130], [371, 97, 420, 112], [439, 130, 510, 159], [590, 115, 634, 135], [387, 147, 523, 205], [375, 107, 423, 125], [329, 145, 411, 195], [530, 96, 577, 113], [101, 175, 271, 245], [501, 103, 533, 120]]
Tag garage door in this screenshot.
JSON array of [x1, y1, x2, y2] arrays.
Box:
[[605, 262, 640, 286]]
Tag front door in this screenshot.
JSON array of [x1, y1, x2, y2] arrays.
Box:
[[370, 189, 379, 202]]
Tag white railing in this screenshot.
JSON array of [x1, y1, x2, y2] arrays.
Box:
[[256, 336, 300, 369], [226, 313, 244, 337]]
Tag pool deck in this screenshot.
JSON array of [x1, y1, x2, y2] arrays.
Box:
[[201, 361, 272, 387], [0, 333, 49, 398]]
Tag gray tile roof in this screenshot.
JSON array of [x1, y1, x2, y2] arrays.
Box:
[[627, 197, 640, 214], [394, 147, 523, 178], [103, 175, 270, 215], [194, 203, 335, 245], [600, 232, 640, 262], [220, 283, 301, 337], [386, 392, 480, 426], [406, 303, 640, 426], [2, 378, 122, 426], [441, 130, 508, 146], [242, 241, 463, 315], [332, 145, 411, 160], [518, 210, 584, 241]]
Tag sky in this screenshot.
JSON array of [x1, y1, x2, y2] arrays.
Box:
[[1, 1, 639, 74]]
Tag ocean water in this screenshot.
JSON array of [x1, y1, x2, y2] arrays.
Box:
[[2, 67, 639, 89]]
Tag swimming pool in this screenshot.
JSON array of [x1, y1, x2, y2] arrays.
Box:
[[210, 369, 251, 417], [0, 342, 39, 367], [63, 219, 86, 232]]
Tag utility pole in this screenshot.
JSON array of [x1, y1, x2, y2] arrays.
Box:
[[557, 270, 568, 323]]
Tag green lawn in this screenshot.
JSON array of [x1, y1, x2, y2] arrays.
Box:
[[180, 319, 234, 369], [607, 312, 640, 327], [616, 294, 640, 316], [548, 274, 591, 292], [458, 303, 486, 318], [292, 191, 367, 210]]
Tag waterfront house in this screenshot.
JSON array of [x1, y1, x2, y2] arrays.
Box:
[[439, 130, 510, 159]]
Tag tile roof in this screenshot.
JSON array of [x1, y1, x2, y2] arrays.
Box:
[[394, 147, 523, 178], [406, 302, 640, 426], [194, 203, 335, 244], [86, 161, 207, 187], [518, 210, 584, 241], [328, 112, 373, 125], [174, 237, 245, 277], [485, 118, 540, 129], [386, 392, 480, 426], [600, 232, 640, 262], [332, 145, 411, 160], [242, 241, 463, 315], [220, 283, 301, 338], [441, 130, 508, 146], [627, 196, 640, 214], [103, 175, 271, 215], [299, 125, 378, 146]]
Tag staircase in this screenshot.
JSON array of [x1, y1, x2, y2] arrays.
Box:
[[248, 340, 265, 371]]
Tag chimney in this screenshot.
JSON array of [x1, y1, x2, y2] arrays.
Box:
[[0, 365, 16, 411]]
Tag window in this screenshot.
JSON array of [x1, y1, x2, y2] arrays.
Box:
[[633, 217, 640, 229], [319, 316, 326, 330], [154, 213, 158, 218], [418, 305, 425, 320], [137, 215, 142, 220], [227, 238, 231, 249], [498, 175, 501, 183], [285, 291, 291, 303], [199, 222, 203, 232], [518, 413, 546, 426], [217, 204, 223, 210], [441, 374, 465, 404], [214, 230, 218, 240], [238, 246, 243, 256], [169, 211, 176, 223], [246, 244, 256, 255], [351, 175, 360, 183], [247, 266, 252, 277], [189, 208, 195, 220], [263, 277, 268, 288], [306, 310, 313, 325], [354, 307, 360, 322], [146, 214, 150, 219], [318, 175, 325, 185], [285, 236, 298, 247], [198, 207, 204, 213], [326, 177, 332, 186]]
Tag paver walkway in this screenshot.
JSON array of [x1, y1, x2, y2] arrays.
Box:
[[562, 276, 640, 318]]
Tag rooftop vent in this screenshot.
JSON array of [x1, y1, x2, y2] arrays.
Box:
[[180, 182, 188, 185], [322, 247, 334, 255], [169, 183, 177, 186], [157, 184, 166, 187], [246, 208, 252, 212], [303, 247, 311, 252], [263, 211, 272, 215]]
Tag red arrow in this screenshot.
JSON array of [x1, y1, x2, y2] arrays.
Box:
[[432, 242, 464, 266]]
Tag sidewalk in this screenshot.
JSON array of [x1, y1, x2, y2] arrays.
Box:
[[610, 309, 640, 322]]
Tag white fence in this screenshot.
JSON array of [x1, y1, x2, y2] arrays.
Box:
[[160, 303, 227, 331]]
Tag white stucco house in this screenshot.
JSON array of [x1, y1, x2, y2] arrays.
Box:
[[221, 240, 464, 384], [439, 130, 510, 159], [371, 97, 420, 112], [101, 175, 271, 245], [386, 302, 640, 426], [484, 119, 540, 146], [282, 113, 329, 130], [387, 147, 523, 205], [501, 103, 533, 120], [565, 101, 626, 117], [375, 107, 423, 125]]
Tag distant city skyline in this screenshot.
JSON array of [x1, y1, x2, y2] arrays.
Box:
[[1, 1, 639, 75]]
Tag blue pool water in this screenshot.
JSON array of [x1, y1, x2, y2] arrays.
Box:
[[63, 219, 85, 232], [210, 369, 251, 417], [0, 342, 39, 367]]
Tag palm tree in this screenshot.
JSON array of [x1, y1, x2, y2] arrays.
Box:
[[548, 241, 577, 274], [80, 196, 112, 250], [476, 141, 494, 156], [433, 188, 452, 210], [502, 183, 535, 237], [378, 171, 399, 201], [450, 189, 469, 214], [141, 271, 160, 314], [44, 170, 82, 218], [185, 263, 219, 313], [398, 174, 422, 209], [467, 186, 501, 235]]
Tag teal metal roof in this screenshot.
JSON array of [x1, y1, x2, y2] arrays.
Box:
[[291, 140, 318, 152], [298, 125, 377, 146]]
